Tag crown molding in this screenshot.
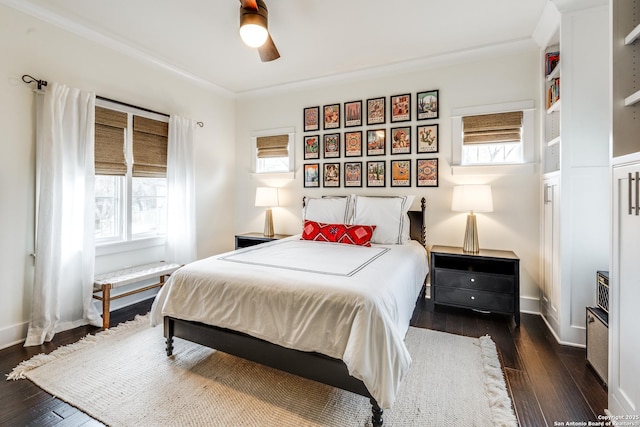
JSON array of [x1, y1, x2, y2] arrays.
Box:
[[0, 0, 235, 98]]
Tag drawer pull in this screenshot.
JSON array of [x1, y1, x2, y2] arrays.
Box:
[[470, 278, 475, 282], [471, 296, 475, 300]]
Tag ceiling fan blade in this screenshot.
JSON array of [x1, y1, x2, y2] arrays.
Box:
[[258, 33, 280, 62], [240, 0, 258, 11]]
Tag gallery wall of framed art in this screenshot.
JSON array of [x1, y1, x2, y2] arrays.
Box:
[[302, 90, 440, 189]]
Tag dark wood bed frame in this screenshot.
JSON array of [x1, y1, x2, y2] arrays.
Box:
[[164, 197, 427, 426]]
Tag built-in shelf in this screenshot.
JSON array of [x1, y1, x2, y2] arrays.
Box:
[[625, 23, 640, 45], [547, 136, 561, 147], [547, 99, 561, 114], [546, 64, 560, 81], [624, 90, 640, 107]]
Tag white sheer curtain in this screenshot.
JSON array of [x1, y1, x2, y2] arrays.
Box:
[[165, 115, 197, 265], [25, 82, 102, 346]]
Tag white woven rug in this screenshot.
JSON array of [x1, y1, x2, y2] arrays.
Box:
[[9, 315, 517, 427]]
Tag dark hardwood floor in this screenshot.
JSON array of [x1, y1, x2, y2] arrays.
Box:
[[0, 296, 607, 426]]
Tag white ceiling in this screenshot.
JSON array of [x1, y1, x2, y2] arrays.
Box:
[[5, 0, 550, 95]]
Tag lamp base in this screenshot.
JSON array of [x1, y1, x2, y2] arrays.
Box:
[[462, 213, 479, 254], [263, 208, 274, 237]]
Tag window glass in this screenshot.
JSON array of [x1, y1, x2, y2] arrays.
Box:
[[95, 175, 123, 240], [132, 177, 167, 236]]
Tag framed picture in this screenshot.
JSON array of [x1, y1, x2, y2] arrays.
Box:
[[367, 129, 386, 156], [323, 104, 340, 130], [391, 159, 411, 187], [304, 106, 320, 131], [323, 162, 340, 187], [344, 131, 362, 157], [303, 163, 320, 188], [417, 158, 439, 187], [344, 100, 362, 127], [416, 90, 439, 120], [366, 161, 386, 187], [366, 97, 386, 125], [304, 135, 320, 159], [323, 133, 341, 158], [390, 94, 411, 122], [417, 124, 439, 153], [344, 162, 363, 187], [391, 126, 411, 155]]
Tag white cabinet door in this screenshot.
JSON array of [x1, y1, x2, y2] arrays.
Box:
[[542, 175, 560, 325], [610, 163, 640, 416]]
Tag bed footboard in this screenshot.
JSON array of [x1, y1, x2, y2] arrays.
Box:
[[164, 316, 384, 425]]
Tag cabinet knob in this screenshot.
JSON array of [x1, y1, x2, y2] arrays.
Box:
[[470, 278, 475, 282], [471, 296, 475, 300], [587, 315, 594, 324]]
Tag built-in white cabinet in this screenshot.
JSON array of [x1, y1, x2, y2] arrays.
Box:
[[538, 4, 609, 346], [609, 0, 640, 416], [609, 162, 640, 417]]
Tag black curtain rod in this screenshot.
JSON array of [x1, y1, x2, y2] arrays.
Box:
[[21, 75, 203, 127], [96, 96, 204, 127]]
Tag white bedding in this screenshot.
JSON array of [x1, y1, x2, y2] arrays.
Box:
[[150, 236, 428, 409]]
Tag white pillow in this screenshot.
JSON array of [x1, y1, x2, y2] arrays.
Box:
[[352, 195, 415, 244], [302, 196, 353, 224]]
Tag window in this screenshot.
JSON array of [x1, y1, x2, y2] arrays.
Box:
[[451, 101, 534, 170], [252, 127, 295, 175], [94, 101, 168, 245]]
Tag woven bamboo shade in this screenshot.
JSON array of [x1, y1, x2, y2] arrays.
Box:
[[95, 106, 127, 175], [462, 111, 523, 145], [257, 135, 289, 158], [132, 116, 168, 178]]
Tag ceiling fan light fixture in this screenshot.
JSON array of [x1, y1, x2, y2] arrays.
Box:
[[239, 1, 269, 48]]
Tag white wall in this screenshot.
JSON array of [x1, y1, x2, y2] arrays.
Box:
[[234, 48, 542, 313], [0, 5, 236, 349]]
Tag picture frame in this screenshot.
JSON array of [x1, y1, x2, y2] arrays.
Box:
[[304, 135, 320, 159], [323, 104, 341, 130], [323, 162, 340, 187], [344, 162, 363, 187], [366, 161, 386, 187], [343, 100, 362, 127], [417, 124, 439, 153], [416, 90, 439, 120], [323, 133, 341, 158], [390, 159, 411, 187], [303, 163, 320, 188], [344, 131, 363, 157], [366, 129, 386, 156], [390, 126, 411, 155], [390, 94, 411, 122], [416, 158, 439, 187], [304, 106, 320, 131], [366, 97, 386, 125]]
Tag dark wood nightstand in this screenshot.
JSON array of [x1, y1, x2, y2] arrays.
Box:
[[430, 245, 520, 326], [234, 232, 292, 249]]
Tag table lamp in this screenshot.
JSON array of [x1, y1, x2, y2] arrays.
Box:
[[451, 185, 493, 253], [255, 187, 279, 237]]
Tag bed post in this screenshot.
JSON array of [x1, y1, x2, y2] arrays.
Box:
[[370, 398, 383, 426], [164, 316, 174, 356]]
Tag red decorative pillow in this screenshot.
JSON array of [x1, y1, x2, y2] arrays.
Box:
[[301, 220, 376, 247]]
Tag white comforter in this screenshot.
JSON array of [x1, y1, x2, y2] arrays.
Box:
[[150, 236, 428, 409]]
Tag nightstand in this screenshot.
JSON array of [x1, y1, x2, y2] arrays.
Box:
[[430, 245, 520, 326], [234, 232, 292, 249]]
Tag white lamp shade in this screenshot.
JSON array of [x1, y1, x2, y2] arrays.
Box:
[[240, 24, 268, 47], [451, 185, 494, 213], [255, 187, 279, 207]]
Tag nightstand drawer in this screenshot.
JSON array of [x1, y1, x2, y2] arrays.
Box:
[[434, 286, 514, 313], [433, 269, 514, 294]]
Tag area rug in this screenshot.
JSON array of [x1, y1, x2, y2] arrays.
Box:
[[8, 315, 517, 427]]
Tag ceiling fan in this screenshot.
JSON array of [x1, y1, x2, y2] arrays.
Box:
[[239, 0, 280, 62]]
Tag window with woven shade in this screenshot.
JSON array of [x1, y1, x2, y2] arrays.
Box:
[[252, 127, 295, 175], [462, 111, 523, 145], [94, 101, 168, 243]]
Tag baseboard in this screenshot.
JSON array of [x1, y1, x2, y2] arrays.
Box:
[[520, 295, 540, 314], [539, 313, 586, 348], [0, 321, 29, 351]]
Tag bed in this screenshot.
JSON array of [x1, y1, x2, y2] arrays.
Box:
[[151, 195, 428, 426]]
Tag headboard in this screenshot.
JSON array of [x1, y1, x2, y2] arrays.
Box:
[[302, 196, 427, 248]]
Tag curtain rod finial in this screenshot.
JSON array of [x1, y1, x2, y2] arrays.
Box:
[[22, 74, 48, 90]]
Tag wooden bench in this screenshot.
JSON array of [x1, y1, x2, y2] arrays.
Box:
[[93, 261, 182, 329]]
